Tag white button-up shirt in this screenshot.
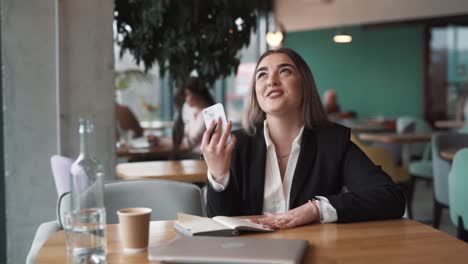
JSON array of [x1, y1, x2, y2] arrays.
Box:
[[208, 121, 337, 223]]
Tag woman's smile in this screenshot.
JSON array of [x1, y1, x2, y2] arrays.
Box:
[[265, 88, 284, 99]]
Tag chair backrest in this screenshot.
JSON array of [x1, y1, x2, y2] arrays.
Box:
[[449, 148, 468, 231], [58, 179, 205, 227], [351, 134, 409, 183], [432, 133, 468, 206], [50, 155, 73, 196], [397, 116, 432, 158]]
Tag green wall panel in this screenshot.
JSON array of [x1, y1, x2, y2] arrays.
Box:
[[283, 26, 424, 119]]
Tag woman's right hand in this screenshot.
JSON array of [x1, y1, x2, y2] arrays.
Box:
[[201, 118, 236, 179]]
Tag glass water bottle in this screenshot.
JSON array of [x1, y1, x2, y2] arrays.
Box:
[[68, 118, 107, 263]]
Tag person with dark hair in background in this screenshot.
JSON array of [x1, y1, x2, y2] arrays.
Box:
[[116, 103, 159, 147], [173, 77, 216, 154], [116, 103, 144, 138], [202, 48, 405, 229]]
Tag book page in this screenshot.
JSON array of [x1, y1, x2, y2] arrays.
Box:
[[213, 216, 273, 231], [177, 213, 205, 222], [176, 217, 230, 233], [176, 213, 230, 235]]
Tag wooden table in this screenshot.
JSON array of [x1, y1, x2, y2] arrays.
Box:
[[344, 122, 390, 133], [116, 160, 207, 183], [36, 219, 468, 264], [117, 137, 190, 160], [434, 120, 466, 129], [339, 119, 394, 133], [359, 132, 432, 144], [359, 132, 432, 168]]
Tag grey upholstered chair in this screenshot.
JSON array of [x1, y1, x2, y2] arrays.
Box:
[[27, 179, 205, 264], [407, 143, 432, 219], [431, 133, 468, 228]]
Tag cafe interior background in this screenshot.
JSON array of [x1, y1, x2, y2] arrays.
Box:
[[1, 0, 468, 263]]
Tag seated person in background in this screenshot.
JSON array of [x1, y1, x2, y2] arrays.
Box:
[[202, 48, 405, 229], [116, 103, 158, 146], [173, 77, 216, 153], [116, 103, 144, 138], [323, 89, 341, 115]]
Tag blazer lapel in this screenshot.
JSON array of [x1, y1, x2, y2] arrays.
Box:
[[289, 128, 317, 207], [247, 126, 266, 215]]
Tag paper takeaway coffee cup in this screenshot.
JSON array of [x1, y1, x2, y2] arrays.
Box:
[[117, 207, 152, 253]]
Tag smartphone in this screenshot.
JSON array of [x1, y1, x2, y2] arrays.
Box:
[[202, 103, 230, 141]]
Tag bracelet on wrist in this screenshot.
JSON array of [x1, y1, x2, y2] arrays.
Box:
[[308, 200, 321, 222]]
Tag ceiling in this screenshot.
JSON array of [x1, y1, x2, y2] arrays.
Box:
[[274, 0, 468, 32]]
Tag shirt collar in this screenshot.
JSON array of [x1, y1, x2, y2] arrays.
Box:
[[263, 120, 304, 149]]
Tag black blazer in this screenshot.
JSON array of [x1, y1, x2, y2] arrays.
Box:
[[206, 123, 406, 223]]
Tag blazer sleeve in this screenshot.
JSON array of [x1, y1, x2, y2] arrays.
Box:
[[205, 131, 244, 217], [325, 141, 406, 223]]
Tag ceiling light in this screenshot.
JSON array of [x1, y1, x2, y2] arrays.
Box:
[[266, 31, 284, 47], [265, 11, 285, 48], [333, 32, 352, 43]]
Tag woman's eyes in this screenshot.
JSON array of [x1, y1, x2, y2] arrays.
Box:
[[257, 72, 266, 79], [256, 68, 292, 79]]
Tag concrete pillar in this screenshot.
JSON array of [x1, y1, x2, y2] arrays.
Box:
[[1, 0, 115, 262]]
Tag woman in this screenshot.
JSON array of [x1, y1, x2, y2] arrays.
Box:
[[173, 77, 216, 153], [202, 48, 405, 229]]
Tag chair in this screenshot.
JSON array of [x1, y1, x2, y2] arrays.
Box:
[[407, 143, 432, 219], [50, 155, 73, 196], [432, 133, 468, 228], [27, 179, 205, 263], [351, 134, 409, 184], [448, 148, 468, 242]]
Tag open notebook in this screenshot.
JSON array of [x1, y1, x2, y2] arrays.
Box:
[[174, 213, 273, 236]]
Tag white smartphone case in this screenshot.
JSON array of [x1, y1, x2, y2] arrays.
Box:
[[202, 103, 228, 129], [202, 103, 230, 141]]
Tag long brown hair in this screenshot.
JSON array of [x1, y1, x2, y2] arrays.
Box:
[[242, 48, 328, 135], [173, 77, 215, 152]]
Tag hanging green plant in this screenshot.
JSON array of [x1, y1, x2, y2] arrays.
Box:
[[114, 0, 271, 87], [115, 69, 153, 91]]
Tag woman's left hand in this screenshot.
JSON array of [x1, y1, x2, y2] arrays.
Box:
[[252, 202, 319, 230]]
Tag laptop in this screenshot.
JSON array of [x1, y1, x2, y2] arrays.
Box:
[[148, 236, 308, 264]]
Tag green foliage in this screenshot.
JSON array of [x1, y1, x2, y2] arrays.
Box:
[[114, 0, 270, 87], [115, 69, 152, 90]]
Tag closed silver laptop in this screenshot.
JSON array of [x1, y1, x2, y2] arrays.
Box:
[[148, 236, 308, 264]]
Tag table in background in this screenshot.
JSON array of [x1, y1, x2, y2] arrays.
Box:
[[344, 122, 391, 133], [359, 132, 432, 167], [434, 120, 467, 129], [140, 120, 174, 131], [36, 219, 468, 264], [117, 137, 190, 161], [116, 160, 207, 183], [339, 119, 395, 133]]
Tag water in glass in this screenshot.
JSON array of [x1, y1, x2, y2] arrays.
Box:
[[69, 208, 106, 263]]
